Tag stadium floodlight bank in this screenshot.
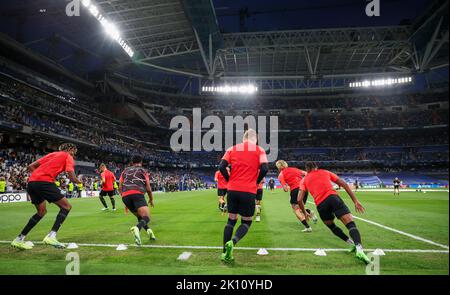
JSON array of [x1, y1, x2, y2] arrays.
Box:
[[201, 84, 258, 95], [81, 0, 134, 58], [349, 77, 413, 88]]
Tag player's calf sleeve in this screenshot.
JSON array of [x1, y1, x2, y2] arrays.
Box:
[[232, 220, 252, 245], [223, 219, 237, 252], [99, 196, 108, 208], [20, 214, 43, 236], [138, 216, 150, 230], [51, 208, 70, 233], [137, 216, 150, 230], [109, 197, 116, 209], [345, 221, 362, 245], [326, 223, 350, 242]]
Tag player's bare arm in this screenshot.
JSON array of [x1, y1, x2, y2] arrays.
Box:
[[146, 179, 154, 208], [28, 161, 40, 172], [68, 171, 81, 185], [335, 178, 365, 214]]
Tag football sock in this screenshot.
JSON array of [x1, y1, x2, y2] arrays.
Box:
[[301, 220, 310, 228], [20, 214, 43, 236], [345, 221, 362, 246], [51, 208, 70, 233], [326, 223, 350, 242], [232, 220, 252, 245], [223, 219, 237, 252], [137, 216, 150, 230], [99, 196, 108, 208], [109, 197, 116, 209]]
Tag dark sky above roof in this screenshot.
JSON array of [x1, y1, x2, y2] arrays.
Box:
[[213, 0, 431, 32]]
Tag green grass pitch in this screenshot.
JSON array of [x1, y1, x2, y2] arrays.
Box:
[[0, 189, 448, 275]]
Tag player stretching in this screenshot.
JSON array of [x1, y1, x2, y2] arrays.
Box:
[[214, 169, 228, 214], [219, 129, 268, 263], [298, 162, 370, 264], [99, 164, 117, 211], [255, 178, 265, 222], [119, 155, 156, 246], [276, 160, 317, 232], [393, 177, 401, 196], [11, 143, 81, 250]]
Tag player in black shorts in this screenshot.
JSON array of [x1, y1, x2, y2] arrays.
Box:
[[354, 178, 359, 192], [393, 177, 401, 196], [298, 162, 370, 264], [268, 178, 275, 192], [119, 155, 156, 246]]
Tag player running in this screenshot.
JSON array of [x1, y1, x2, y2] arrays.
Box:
[[99, 164, 117, 211], [276, 160, 317, 232], [298, 162, 370, 264], [219, 129, 269, 263], [11, 143, 81, 250], [255, 177, 265, 222], [214, 168, 228, 214], [118, 155, 156, 246], [393, 177, 401, 196]]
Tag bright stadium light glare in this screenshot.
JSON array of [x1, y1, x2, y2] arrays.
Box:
[[201, 84, 258, 95], [81, 2, 134, 58], [349, 76, 413, 88]]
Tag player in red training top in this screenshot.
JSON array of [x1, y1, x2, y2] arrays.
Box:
[[214, 168, 229, 213], [298, 162, 370, 264], [99, 164, 117, 211], [11, 143, 81, 250], [255, 177, 265, 222], [119, 155, 156, 246], [219, 129, 269, 263], [276, 160, 318, 232]]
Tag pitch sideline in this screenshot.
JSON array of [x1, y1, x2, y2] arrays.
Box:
[[0, 240, 448, 254]]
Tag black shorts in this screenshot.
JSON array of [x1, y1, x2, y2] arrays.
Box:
[[217, 188, 228, 197], [100, 190, 115, 197], [394, 185, 400, 189], [122, 194, 148, 213], [256, 189, 263, 201], [27, 181, 64, 205], [269, 184, 275, 189], [227, 190, 256, 217], [290, 188, 308, 205], [317, 195, 351, 221]]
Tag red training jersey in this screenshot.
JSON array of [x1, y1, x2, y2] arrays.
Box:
[[222, 141, 268, 194], [28, 151, 75, 183], [101, 169, 116, 191], [278, 167, 306, 191], [215, 171, 228, 189], [300, 169, 339, 206]]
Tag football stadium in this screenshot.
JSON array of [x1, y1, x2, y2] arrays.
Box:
[[0, 0, 448, 279]]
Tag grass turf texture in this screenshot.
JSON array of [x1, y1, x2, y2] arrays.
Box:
[[0, 189, 448, 275]]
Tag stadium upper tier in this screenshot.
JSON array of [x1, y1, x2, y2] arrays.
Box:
[[0, 62, 448, 169]]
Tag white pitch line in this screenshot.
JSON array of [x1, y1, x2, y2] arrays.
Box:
[[353, 216, 449, 250], [0, 241, 448, 253], [306, 201, 449, 250]]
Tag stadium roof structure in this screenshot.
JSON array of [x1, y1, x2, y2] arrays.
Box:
[[0, 0, 448, 95]]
